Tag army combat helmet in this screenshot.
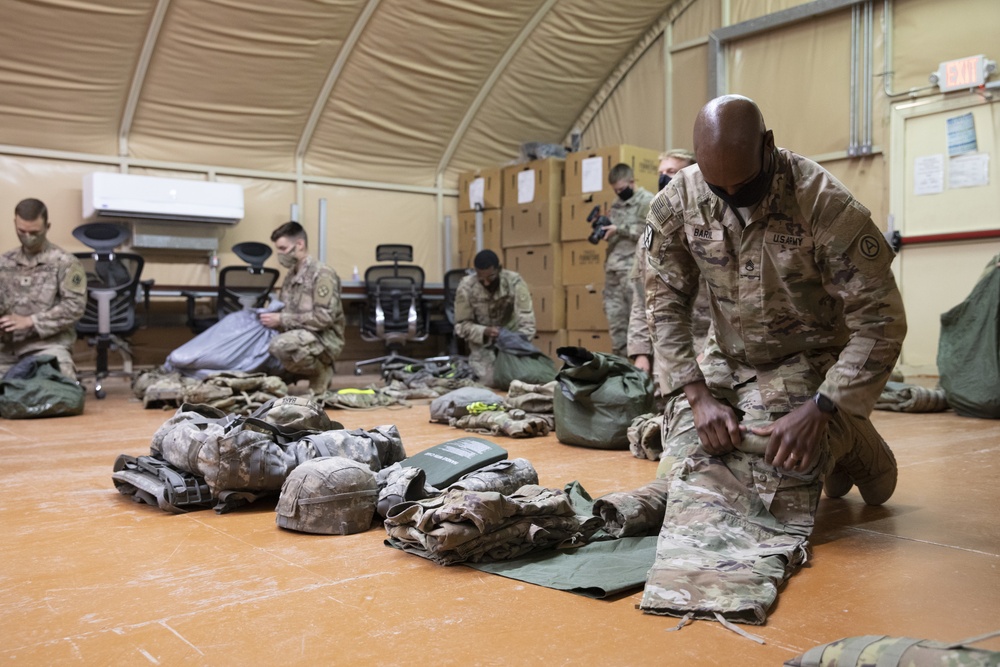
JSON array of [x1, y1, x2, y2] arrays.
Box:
[[276, 457, 377, 535]]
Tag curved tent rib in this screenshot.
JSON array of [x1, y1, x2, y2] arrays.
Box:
[[295, 0, 382, 167], [119, 0, 172, 161], [435, 0, 559, 179]]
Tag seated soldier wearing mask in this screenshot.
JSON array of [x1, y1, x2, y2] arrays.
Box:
[[453, 249, 536, 388], [0, 198, 87, 380]]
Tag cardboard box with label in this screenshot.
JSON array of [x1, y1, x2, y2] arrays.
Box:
[[567, 329, 614, 355], [561, 240, 606, 286], [457, 209, 502, 267], [533, 330, 568, 359], [501, 158, 565, 208], [458, 167, 503, 212], [560, 191, 620, 242], [530, 285, 566, 331], [501, 199, 560, 247], [504, 244, 561, 288], [565, 284, 607, 331], [564, 145, 661, 197]]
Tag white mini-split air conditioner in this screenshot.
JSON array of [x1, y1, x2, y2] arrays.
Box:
[[82, 172, 244, 224]]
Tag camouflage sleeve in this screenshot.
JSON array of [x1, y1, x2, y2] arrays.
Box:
[[626, 245, 652, 358], [619, 192, 653, 242], [453, 279, 487, 344], [509, 276, 536, 339], [814, 202, 906, 416], [31, 255, 87, 339], [281, 269, 341, 333], [645, 194, 704, 396]]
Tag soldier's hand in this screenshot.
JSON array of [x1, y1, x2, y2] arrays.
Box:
[[603, 224, 618, 241], [752, 401, 831, 473], [258, 312, 281, 329], [684, 381, 742, 455], [484, 326, 500, 341], [633, 354, 651, 374], [0, 314, 33, 333]]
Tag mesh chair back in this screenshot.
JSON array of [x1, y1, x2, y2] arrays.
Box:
[[74, 252, 145, 335], [442, 268, 469, 325], [360, 264, 426, 343], [217, 265, 280, 317], [375, 244, 413, 264]]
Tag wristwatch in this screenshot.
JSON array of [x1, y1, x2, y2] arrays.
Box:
[[812, 392, 838, 414]]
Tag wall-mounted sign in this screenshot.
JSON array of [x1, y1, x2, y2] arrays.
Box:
[[931, 54, 995, 93]]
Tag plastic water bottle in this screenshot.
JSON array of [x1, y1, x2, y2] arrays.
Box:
[[352, 265, 360, 281]]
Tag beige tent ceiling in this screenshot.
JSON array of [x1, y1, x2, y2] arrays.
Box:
[[0, 0, 681, 187]]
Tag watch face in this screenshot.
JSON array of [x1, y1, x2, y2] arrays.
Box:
[[815, 393, 835, 413]]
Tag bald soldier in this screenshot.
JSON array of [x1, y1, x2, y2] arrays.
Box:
[[638, 96, 906, 622], [0, 198, 87, 380], [453, 249, 536, 388], [260, 221, 345, 393]]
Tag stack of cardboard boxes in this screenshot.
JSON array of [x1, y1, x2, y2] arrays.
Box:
[[455, 144, 661, 359], [498, 158, 566, 358], [456, 168, 504, 268], [559, 144, 662, 355]]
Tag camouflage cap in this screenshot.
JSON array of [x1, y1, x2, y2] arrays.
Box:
[[253, 396, 334, 432], [276, 457, 377, 535]]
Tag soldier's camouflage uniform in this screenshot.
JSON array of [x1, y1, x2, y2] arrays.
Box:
[[453, 269, 535, 387], [604, 186, 653, 357], [627, 243, 711, 363], [0, 240, 87, 379], [268, 256, 345, 385], [640, 148, 906, 623]]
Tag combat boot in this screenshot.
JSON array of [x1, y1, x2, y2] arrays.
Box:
[[309, 365, 334, 394], [825, 417, 898, 505]]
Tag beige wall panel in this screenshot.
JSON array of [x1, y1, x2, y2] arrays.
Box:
[[306, 0, 542, 186], [447, 0, 673, 183], [669, 46, 709, 150], [672, 0, 721, 45], [729, 12, 853, 157], [0, 156, 102, 253], [890, 0, 1000, 94], [730, 0, 814, 24], [581, 37, 666, 153], [897, 241, 1000, 373], [821, 155, 887, 229], [0, 1, 155, 155], [303, 185, 444, 283], [129, 0, 368, 173]]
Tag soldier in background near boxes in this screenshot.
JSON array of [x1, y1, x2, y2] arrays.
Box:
[[601, 163, 654, 357], [0, 198, 87, 380], [453, 249, 536, 388], [629, 150, 701, 375], [259, 221, 345, 394]]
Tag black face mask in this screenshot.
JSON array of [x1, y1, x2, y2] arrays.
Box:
[[658, 173, 671, 190], [617, 186, 634, 202], [706, 145, 774, 209]]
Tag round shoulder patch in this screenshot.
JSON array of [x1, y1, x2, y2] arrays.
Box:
[[858, 234, 882, 260]]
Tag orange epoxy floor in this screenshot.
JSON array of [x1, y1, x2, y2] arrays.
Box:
[[1, 376, 998, 666]]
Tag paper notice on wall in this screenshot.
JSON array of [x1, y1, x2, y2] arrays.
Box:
[[946, 112, 977, 157], [948, 153, 989, 189], [913, 154, 944, 195], [581, 157, 604, 193], [468, 177, 485, 209], [517, 170, 536, 204]]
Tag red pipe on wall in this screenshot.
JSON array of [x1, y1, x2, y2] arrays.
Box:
[[899, 229, 1000, 246]]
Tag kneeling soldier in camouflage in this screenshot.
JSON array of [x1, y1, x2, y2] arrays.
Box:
[[260, 222, 345, 394]]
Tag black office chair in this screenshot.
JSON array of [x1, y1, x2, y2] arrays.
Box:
[[73, 222, 147, 399], [185, 242, 280, 333], [428, 268, 470, 356], [354, 248, 429, 375]]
